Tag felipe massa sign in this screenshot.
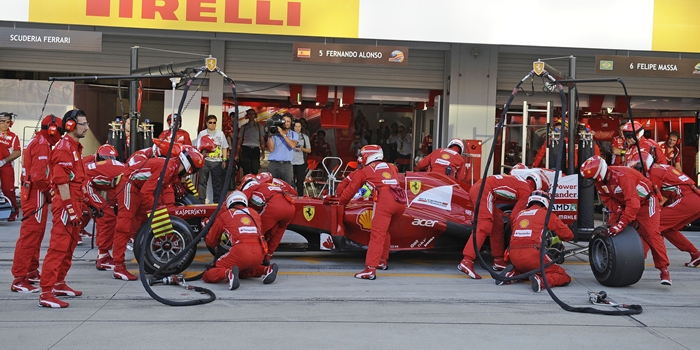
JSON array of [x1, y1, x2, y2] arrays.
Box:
[[26, 0, 360, 38], [0, 28, 102, 52]]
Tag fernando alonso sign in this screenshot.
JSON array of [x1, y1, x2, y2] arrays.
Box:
[[293, 42, 408, 66], [0, 27, 102, 52]]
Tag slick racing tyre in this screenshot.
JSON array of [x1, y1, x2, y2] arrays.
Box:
[[589, 225, 644, 287], [206, 232, 232, 257], [134, 216, 197, 275], [175, 193, 200, 206]]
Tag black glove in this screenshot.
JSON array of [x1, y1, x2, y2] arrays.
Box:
[[88, 205, 104, 218]]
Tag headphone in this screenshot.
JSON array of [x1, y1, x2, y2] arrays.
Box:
[[41, 114, 62, 137], [0, 112, 15, 127], [63, 109, 81, 133]]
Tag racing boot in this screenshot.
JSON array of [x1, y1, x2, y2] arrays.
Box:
[[492, 258, 507, 271], [457, 259, 481, 279], [26, 270, 41, 284], [11, 277, 39, 293], [685, 251, 700, 268], [494, 270, 517, 286], [8, 211, 18, 222], [660, 269, 672, 286], [77, 234, 83, 245], [262, 263, 279, 284], [354, 266, 376, 280], [529, 275, 543, 292], [113, 265, 138, 281], [53, 282, 82, 297], [39, 292, 69, 308], [80, 229, 93, 239], [378, 258, 388, 271], [96, 254, 116, 271], [227, 266, 240, 290]]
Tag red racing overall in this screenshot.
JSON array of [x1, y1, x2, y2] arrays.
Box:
[[415, 147, 466, 181], [463, 175, 533, 264], [0, 128, 20, 215], [625, 137, 667, 166], [159, 129, 192, 146], [243, 181, 295, 256], [12, 132, 53, 282], [40, 135, 85, 293], [509, 207, 574, 288], [338, 161, 406, 269], [596, 166, 669, 272], [203, 207, 265, 283], [84, 159, 127, 256]]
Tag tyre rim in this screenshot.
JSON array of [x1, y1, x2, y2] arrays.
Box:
[[150, 232, 186, 264], [591, 237, 610, 272]]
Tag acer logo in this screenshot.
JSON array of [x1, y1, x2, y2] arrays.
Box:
[[85, 0, 301, 26], [411, 218, 437, 227]]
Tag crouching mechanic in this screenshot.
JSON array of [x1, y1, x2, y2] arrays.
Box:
[[337, 145, 406, 280], [581, 155, 671, 285], [503, 190, 574, 292], [459, 169, 550, 279], [39, 109, 89, 308], [112, 144, 204, 281], [628, 152, 700, 267], [203, 190, 277, 289], [11, 115, 63, 293], [83, 145, 126, 271], [414, 138, 466, 181]]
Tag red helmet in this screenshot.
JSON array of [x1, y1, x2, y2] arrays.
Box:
[[152, 138, 182, 158], [359, 145, 383, 165], [197, 134, 217, 153], [238, 174, 258, 191], [179, 145, 204, 175], [256, 172, 273, 184], [580, 155, 608, 181], [95, 144, 118, 161], [447, 138, 464, 153], [40, 114, 64, 144], [166, 114, 173, 126], [627, 150, 655, 172], [621, 121, 645, 140]]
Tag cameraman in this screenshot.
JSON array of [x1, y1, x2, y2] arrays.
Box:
[[266, 113, 298, 187]]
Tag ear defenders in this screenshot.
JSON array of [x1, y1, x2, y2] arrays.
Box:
[[0, 112, 15, 127], [41, 114, 62, 137], [63, 109, 81, 133]]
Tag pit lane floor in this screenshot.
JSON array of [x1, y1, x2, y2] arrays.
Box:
[[1, 221, 699, 350]]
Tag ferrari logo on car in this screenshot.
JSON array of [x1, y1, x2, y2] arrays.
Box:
[[357, 208, 373, 231], [205, 57, 217, 71], [533, 61, 545, 76], [303, 206, 315, 222], [409, 180, 421, 195], [519, 219, 529, 228]]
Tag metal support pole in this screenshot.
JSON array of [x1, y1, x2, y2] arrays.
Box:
[[567, 55, 577, 174], [129, 46, 140, 157]]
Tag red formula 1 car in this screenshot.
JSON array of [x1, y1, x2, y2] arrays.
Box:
[[136, 168, 644, 287]]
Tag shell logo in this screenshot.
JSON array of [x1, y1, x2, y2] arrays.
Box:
[[357, 208, 374, 231], [241, 217, 251, 225], [519, 219, 529, 228], [441, 154, 450, 159], [382, 172, 391, 179]]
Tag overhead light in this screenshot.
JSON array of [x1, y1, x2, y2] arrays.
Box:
[[606, 107, 614, 114]]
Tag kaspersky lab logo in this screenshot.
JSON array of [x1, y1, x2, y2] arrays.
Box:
[[84, 0, 302, 26]]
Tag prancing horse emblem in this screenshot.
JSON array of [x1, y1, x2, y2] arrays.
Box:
[[533, 61, 545, 76], [206, 57, 217, 71], [410, 180, 421, 195], [303, 206, 315, 221]]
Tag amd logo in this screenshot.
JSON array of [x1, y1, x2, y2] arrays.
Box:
[[411, 218, 437, 227], [85, 0, 302, 26]]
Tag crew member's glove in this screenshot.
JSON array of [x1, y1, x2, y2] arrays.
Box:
[[149, 206, 173, 238], [549, 235, 562, 247], [185, 178, 199, 197], [63, 200, 81, 227], [607, 222, 625, 236], [88, 205, 104, 218]]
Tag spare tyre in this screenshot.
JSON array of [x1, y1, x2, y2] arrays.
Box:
[[134, 216, 197, 275], [589, 225, 644, 287]]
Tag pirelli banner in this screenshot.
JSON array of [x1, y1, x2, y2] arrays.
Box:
[[293, 42, 408, 66]]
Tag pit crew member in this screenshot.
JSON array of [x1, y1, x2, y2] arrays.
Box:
[[0, 112, 21, 221], [337, 145, 407, 280], [10, 115, 62, 293], [159, 113, 192, 146], [414, 138, 467, 181], [657, 132, 682, 172], [581, 155, 671, 285], [622, 121, 666, 166]]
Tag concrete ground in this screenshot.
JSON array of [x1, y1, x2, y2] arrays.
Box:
[[1, 220, 699, 350]]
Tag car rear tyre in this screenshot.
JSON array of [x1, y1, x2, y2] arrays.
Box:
[[134, 216, 197, 275], [589, 225, 644, 287]]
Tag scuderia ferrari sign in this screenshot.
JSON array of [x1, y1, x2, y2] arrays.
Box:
[[0, 28, 102, 52], [293, 42, 408, 66]]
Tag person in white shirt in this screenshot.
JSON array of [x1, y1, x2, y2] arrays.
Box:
[[291, 120, 311, 195], [195, 115, 229, 203]]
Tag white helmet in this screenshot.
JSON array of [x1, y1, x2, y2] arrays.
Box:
[[447, 138, 464, 153], [518, 169, 551, 191], [527, 190, 551, 208], [226, 190, 248, 209], [359, 145, 384, 165]]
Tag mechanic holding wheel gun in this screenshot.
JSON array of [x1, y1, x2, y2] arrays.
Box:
[[414, 138, 467, 181], [500, 190, 574, 292], [337, 145, 406, 280], [580, 155, 671, 285], [458, 168, 550, 279], [11, 115, 63, 294], [38, 110, 88, 308], [203, 191, 273, 289]]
